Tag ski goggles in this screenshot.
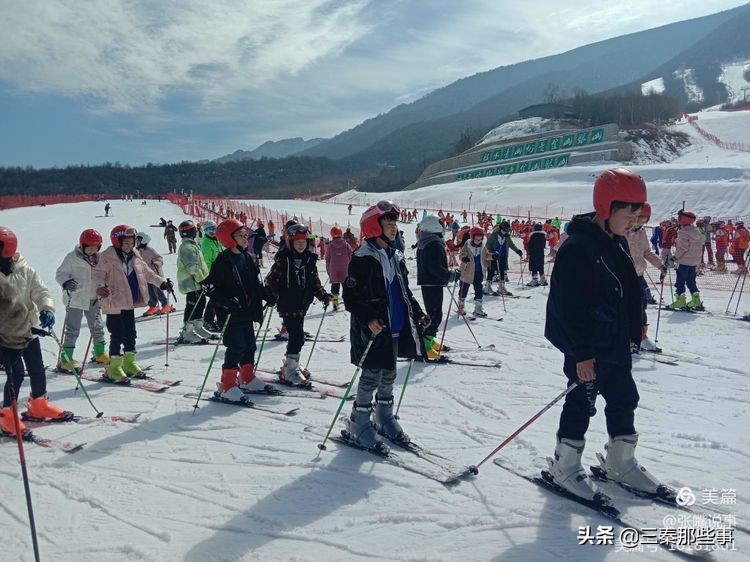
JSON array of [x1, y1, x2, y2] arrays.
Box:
[[287, 224, 309, 236], [376, 200, 401, 215]]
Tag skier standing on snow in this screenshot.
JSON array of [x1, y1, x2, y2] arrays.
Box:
[[96, 225, 172, 382], [206, 219, 271, 401], [0, 227, 64, 431], [136, 232, 172, 316], [104, 202, 111, 217], [457, 226, 487, 317], [342, 201, 430, 451], [325, 226, 353, 312], [55, 229, 109, 371], [545, 168, 665, 502], [176, 220, 214, 343], [486, 221, 523, 296], [0, 260, 36, 434], [416, 214, 454, 359], [526, 223, 547, 286], [164, 220, 178, 254], [625, 203, 666, 349], [264, 223, 331, 386], [200, 220, 223, 332], [667, 210, 703, 310], [252, 221, 268, 267]]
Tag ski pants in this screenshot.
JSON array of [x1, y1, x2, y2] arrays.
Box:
[[716, 245, 727, 265], [147, 284, 168, 307], [638, 276, 649, 326], [702, 242, 714, 264], [3, 338, 47, 406], [497, 254, 509, 282], [106, 310, 137, 356], [420, 286, 443, 338], [222, 322, 256, 369], [184, 290, 206, 322], [557, 355, 639, 441], [487, 258, 498, 283], [167, 238, 177, 253], [459, 270, 483, 300], [356, 337, 398, 405], [284, 316, 305, 356], [330, 282, 341, 296], [675, 264, 698, 295], [734, 247, 747, 269], [62, 300, 106, 349], [203, 297, 217, 325]]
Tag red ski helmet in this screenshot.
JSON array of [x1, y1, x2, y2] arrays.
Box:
[[593, 168, 647, 220], [286, 223, 309, 249], [360, 200, 401, 239], [110, 225, 138, 249], [80, 229, 103, 250], [640, 203, 652, 219], [330, 226, 343, 238], [0, 226, 18, 258], [216, 218, 245, 249], [469, 226, 485, 239], [678, 211, 696, 226]]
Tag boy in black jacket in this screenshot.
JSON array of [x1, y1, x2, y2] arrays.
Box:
[[207, 219, 271, 402], [526, 223, 547, 286], [544, 168, 665, 502], [265, 223, 331, 386], [416, 214, 456, 359], [343, 201, 430, 453]]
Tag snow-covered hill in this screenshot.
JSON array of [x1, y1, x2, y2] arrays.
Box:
[[1, 186, 748, 560]]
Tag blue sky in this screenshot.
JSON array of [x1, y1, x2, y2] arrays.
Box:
[[0, 0, 746, 168]]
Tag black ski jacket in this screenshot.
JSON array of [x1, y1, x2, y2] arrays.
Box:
[[344, 243, 425, 370], [545, 213, 641, 366], [416, 236, 450, 286], [206, 249, 265, 326]]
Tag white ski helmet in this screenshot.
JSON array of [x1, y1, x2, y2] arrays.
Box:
[[419, 214, 443, 234], [136, 231, 151, 246], [203, 219, 217, 230]]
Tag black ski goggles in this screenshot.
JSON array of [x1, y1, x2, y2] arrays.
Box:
[[287, 224, 309, 236]]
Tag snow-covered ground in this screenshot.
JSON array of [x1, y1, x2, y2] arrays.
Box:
[[1, 191, 749, 560]]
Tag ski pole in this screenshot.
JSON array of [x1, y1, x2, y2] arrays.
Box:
[[472, 382, 579, 471], [317, 332, 378, 454], [517, 255, 526, 287], [499, 277, 507, 313], [74, 331, 94, 393], [3, 354, 41, 562], [447, 287, 484, 347], [164, 292, 171, 367], [436, 279, 458, 360], [192, 313, 231, 414], [305, 301, 329, 372], [252, 306, 274, 376], [394, 359, 414, 418], [643, 269, 661, 296], [49, 330, 103, 417], [733, 271, 747, 316], [184, 286, 205, 325], [654, 274, 666, 344], [726, 269, 744, 315], [55, 310, 68, 367], [668, 267, 674, 302]]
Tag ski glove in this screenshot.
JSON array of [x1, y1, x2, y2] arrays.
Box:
[[461, 257, 471, 263], [160, 279, 174, 292], [418, 314, 431, 328], [515, 249, 523, 257], [63, 279, 79, 292], [322, 293, 332, 308], [448, 269, 461, 283], [96, 286, 110, 297], [39, 310, 55, 329]]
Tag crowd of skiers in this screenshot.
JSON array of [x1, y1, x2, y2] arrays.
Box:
[[1, 166, 747, 508]]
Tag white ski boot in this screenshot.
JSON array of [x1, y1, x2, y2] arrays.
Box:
[[547, 437, 605, 502], [526, 275, 540, 287], [193, 319, 219, 340], [345, 402, 388, 453], [473, 299, 488, 317], [596, 434, 663, 494], [373, 395, 409, 443], [179, 321, 207, 344], [456, 297, 466, 316], [539, 274, 548, 286], [498, 281, 513, 296], [280, 353, 309, 387]]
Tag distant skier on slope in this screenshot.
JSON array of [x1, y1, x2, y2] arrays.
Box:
[[544, 168, 666, 503], [667, 210, 703, 310]]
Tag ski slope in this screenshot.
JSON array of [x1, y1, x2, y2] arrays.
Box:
[[1, 197, 748, 561]]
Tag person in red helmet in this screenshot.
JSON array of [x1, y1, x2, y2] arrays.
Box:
[[667, 210, 703, 310], [545, 168, 665, 503], [0, 226, 68, 423], [457, 226, 488, 316], [325, 226, 352, 311], [204, 219, 273, 401], [55, 229, 109, 372], [264, 223, 331, 386], [342, 201, 430, 452], [96, 225, 172, 382]]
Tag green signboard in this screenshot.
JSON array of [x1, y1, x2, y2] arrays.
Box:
[[455, 152, 572, 181], [480, 126, 607, 162]]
